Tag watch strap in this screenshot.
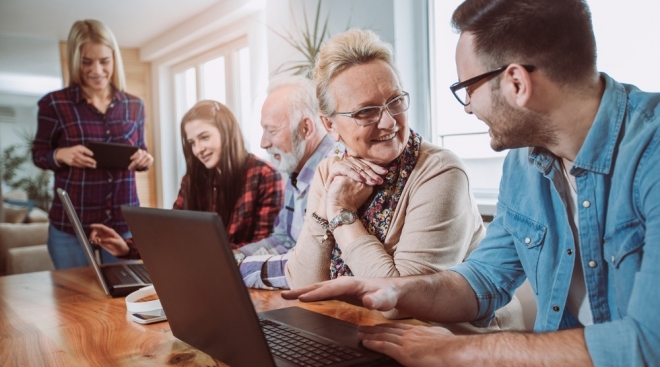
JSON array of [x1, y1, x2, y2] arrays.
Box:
[[312, 212, 334, 240], [311, 212, 330, 229]]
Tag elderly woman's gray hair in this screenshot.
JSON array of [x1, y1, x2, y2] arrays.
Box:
[[313, 29, 400, 117]]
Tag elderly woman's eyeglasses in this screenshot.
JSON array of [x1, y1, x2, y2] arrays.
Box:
[[449, 65, 535, 106], [334, 92, 410, 126]]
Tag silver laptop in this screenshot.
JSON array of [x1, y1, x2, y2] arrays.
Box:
[[57, 188, 151, 297], [122, 205, 400, 367]]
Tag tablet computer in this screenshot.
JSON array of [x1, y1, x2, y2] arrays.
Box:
[[86, 141, 139, 170]]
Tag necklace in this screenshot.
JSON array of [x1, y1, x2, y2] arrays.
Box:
[[560, 159, 577, 193]]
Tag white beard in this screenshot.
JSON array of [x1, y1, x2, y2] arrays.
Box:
[[267, 130, 306, 174]]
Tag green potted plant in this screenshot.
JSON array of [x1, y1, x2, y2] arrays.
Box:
[[271, 0, 352, 79], [1, 130, 53, 211]]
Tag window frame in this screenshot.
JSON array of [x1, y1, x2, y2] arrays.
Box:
[[170, 36, 251, 185]]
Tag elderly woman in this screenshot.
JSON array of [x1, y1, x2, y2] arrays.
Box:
[[283, 29, 523, 331]]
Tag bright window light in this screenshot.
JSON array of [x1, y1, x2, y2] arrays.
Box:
[[431, 0, 660, 191], [202, 56, 226, 104]]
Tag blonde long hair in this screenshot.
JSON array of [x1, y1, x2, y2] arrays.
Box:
[[66, 19, 126, 91]]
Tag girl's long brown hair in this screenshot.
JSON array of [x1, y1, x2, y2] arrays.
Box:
[[180, 100, 248, 226]]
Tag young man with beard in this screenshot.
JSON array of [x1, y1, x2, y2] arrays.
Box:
[[281, 0, 660, 365], [237, 76, 336, 288]]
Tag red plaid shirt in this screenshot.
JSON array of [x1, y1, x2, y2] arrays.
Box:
[[32, 85, 147, 237], [122, 154, 284, 259]]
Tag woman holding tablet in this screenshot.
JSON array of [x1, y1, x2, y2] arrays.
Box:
[[32, 19, 153, 269], [90, 100, 284, 259]]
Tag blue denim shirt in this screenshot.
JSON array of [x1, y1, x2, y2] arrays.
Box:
[[451, 73, 660, 366]]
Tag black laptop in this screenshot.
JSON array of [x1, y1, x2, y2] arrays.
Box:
[[122, 206, 400, 367], [57, 188, 151, 297]]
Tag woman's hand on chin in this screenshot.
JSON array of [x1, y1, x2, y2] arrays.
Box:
[[325, 156, 387, 192], [325, 175, 374, 217]]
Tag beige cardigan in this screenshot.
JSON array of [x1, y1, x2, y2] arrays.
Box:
[[286, 141, 524, 332]]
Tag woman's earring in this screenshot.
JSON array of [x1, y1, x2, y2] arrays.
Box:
[[335, 143, 342, 161]]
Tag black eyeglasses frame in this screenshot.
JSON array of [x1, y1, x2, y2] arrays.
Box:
[[449, 64, 535, 106]]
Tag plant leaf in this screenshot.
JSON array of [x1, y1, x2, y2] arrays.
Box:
[[269, 0, 349, 79]]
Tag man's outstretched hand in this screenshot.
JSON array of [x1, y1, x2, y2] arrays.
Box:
[[281, 276, 400, 312]]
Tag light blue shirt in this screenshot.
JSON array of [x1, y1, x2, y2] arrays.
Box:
[[239, 135, 336, 256], [451, 73, 660, 366], [240, 135, 336, 289]]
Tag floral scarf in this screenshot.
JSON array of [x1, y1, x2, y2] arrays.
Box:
[[329, 129, 422, 279]]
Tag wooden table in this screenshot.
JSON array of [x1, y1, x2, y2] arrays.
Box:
[[0, 268, 419, 366]]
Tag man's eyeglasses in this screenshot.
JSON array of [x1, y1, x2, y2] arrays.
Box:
[[450, 65, 535, 106], [334, 92, 410, 126]]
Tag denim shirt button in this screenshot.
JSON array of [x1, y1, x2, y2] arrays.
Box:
[[588, 260, 597, 268], [553, 305, 560, 312], [567, 249, 573, 255], [611, 255, 615, 264], [525, 237, 531, 244], [582, 200, 591, 208]]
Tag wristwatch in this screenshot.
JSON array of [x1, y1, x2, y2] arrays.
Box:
[[328, 209, 358, 232]]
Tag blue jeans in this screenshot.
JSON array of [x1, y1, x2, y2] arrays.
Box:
[[47, 224, 126, 269]]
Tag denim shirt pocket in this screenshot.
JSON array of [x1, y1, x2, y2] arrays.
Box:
[[603, 220, 644, 317], [503, 209, 547, 293]]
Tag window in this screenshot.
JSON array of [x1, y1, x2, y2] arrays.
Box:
[[430, 0, 660, 209], [171, 38, 251, 183]]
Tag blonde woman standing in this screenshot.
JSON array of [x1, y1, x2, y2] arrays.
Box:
[[32, 19, 153, 269]]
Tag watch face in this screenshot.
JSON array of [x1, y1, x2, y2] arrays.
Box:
[[341, 210, 356, 222], [329, 210, 357, 231]]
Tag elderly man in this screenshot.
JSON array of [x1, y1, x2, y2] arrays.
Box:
[[238, 76, 335, 288], [282, 0, 660, 366]]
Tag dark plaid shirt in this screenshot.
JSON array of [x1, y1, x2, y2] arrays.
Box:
[[32, 84, 147, 237], [122, 154, 284, 259]]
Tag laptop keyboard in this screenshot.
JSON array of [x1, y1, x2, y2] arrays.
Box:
[[127, 264, 152, 283], [260, 318, 364, 366]]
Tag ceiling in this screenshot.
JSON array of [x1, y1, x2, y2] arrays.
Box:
[[0, 0, 221, 104], [0, 0, 220, 47]]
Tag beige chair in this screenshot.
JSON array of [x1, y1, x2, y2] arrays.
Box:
[[0, 222, 54, 275], [0, 182, 54, 275]]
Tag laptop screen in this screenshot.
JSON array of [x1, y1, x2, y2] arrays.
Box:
[[121, 206, 276, 366], [57, 188, 111, 294]]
